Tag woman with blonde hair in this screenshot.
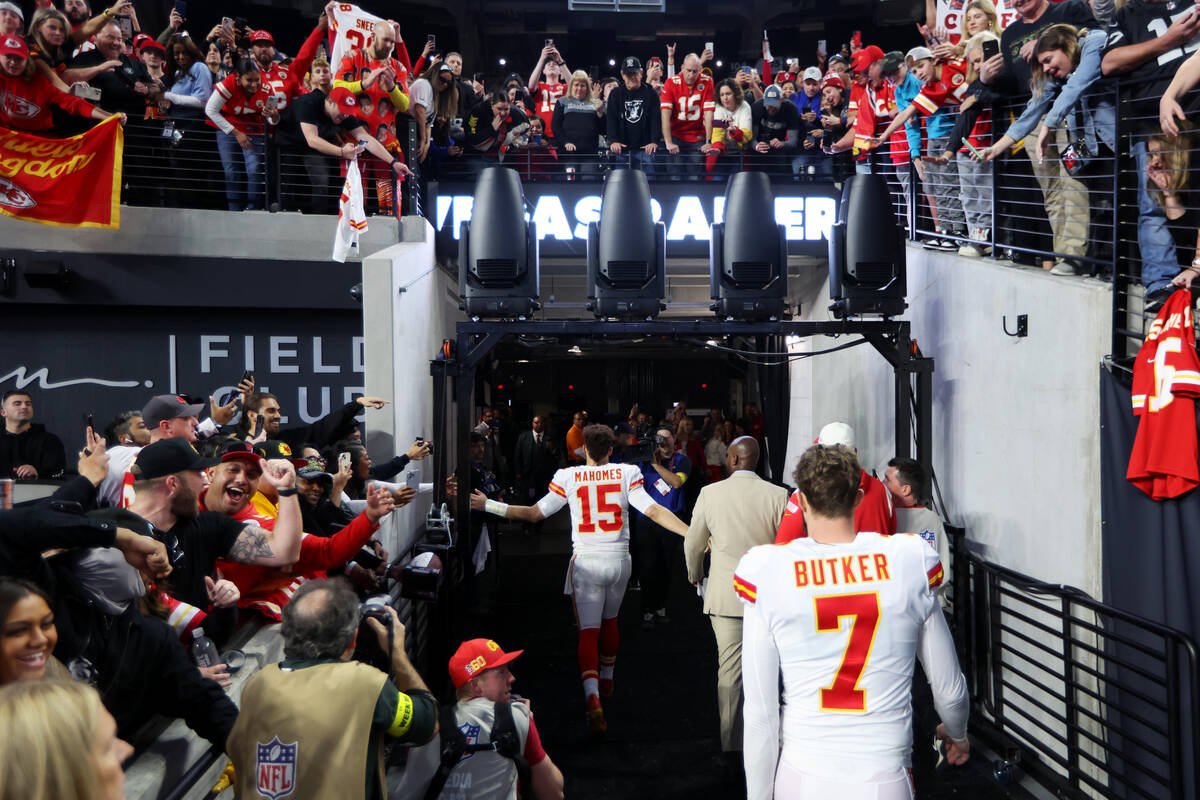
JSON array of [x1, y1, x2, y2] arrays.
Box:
[[1145, 130, 1200, 290], [0, 679, 133, 800], [552, 69, 605, 178]]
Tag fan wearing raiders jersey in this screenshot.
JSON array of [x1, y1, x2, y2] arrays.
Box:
[[737, 445, 969, 800], [473, 423, 687, 735]]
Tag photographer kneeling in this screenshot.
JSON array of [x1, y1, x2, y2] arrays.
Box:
[[228, 578, 436, 800]]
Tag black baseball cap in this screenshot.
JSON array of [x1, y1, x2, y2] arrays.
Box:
[[880, 50, 905, 76], [131, 438, 219, 480], [142, 394, 205, 428], [620, 56, 642, 74], [254, 440, 308, 468], [614, 422, 635, 435]]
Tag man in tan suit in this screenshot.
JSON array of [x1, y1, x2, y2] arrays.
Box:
[[684, 436, 789, 781]]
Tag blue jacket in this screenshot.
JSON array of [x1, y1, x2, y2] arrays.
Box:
[[638, 452, 691, 514], [1004, 28, 1115, 154], [890, 72, 924, 159]]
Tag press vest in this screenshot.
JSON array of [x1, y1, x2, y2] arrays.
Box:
[[228, 661, 388, 800]]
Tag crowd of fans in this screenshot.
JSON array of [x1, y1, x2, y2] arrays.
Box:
[[4, 0, 1200, 301], [0, 374, 950, 797], [840, 0, 1200, 309]]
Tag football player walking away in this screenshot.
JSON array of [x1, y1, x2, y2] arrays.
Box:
[[736, 444, 969, 800], [473, 424, 687, 735]]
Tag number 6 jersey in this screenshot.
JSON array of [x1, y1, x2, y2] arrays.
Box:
[[537, 463, 652, 554], [736, 532, 968, 798]]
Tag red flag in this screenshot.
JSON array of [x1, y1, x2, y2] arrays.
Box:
[[0, 116, 123, 229]]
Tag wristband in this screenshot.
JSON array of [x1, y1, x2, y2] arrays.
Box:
[[277, 487, 298, 497], [484, 499, 510, 518]]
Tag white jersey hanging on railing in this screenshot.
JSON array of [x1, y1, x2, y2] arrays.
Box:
[[935, 0, 1017, 43], [329, 3, 384, 78], [332, 157, 368, 263]]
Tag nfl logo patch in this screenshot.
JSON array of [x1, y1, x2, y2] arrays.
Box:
[[456, 722, 481, 764], [256, 737, 298, 799], [919, 529, 937, 550]]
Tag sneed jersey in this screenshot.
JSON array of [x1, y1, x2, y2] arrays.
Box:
[[736, 532, 967, 794], [537, 463, 653, 553]]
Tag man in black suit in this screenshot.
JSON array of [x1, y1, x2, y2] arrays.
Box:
[[513, 415, 557, 505]]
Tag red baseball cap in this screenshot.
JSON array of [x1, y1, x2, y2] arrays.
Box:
[[0, 35, 28, 60], [820, 72, 845, 91], [328, 86, 360, 117], [217, 440, 264, 471], [448, 638, 523, 688], [137, 37, 166, 55], [250, 29, 274, 45], [849, 45, 885, 74]]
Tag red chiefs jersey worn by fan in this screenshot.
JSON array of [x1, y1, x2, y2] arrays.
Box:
[[1128, 289, 1200, 500], [776, 469, 896, 543], [533, 81, 567, 137], [337, 48, 410, 111], [660, 72, 715, 144]]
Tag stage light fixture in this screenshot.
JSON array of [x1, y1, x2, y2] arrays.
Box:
[[827, 173, 907, 318], [586, 168, 666, 319], [458, 166, 540, 319], [709, 171, 788, 320]]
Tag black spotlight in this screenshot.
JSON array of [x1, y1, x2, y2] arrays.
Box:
[[709, 171, 788, 320], [586, 169, 666, 319], [458, 167, 540, 319], [827, 173, 907, 318]]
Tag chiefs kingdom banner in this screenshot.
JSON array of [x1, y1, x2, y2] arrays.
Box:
[[0, 115, 123, 229]]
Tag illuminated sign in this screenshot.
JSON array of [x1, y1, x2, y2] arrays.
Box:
[[428, 181, 838, 258]]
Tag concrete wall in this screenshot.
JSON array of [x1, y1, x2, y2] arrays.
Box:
[[362, 218, 462, 557], [790, 246, 1110, 598]]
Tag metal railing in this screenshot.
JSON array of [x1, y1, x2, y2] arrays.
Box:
[[113, 112, 408, 220], [949, 528, 1200, 799]]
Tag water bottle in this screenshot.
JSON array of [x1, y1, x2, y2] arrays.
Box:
[[191, 627, 219, 669]]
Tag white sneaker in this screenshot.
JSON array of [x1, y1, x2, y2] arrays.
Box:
[[958, 243, 984, 257], [1050, 260, 1078, 276]]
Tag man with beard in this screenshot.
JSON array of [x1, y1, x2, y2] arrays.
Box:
[[200, 441, 404, 619], [61, 0, 135, 46], [125, 438, 302, 609], [335, 20, 411, 112], [249, 5, 332, 113], [241, 391, 390, 452]]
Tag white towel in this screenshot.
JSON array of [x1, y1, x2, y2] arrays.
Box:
[[332, 157, 368, 263]]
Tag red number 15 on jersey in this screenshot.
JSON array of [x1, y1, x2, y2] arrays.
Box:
[[576, 483, 623, 533]]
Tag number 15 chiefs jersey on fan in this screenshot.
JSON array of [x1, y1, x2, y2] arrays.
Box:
[[536, 463, 653, 552], [736, 532, 968, 798], [1128, 288, 1200, 500]]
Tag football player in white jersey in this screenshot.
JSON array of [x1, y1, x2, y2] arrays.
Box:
[[473, 424, 688, 734], [735, 445, 969, 800]]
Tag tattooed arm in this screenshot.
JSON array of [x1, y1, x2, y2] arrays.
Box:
[[226, 459, 303, 566]]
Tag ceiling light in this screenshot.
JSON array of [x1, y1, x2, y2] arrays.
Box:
[[567, 345, 583, 355], [608, 58, 616, 66], [498, 57, 507, 66]]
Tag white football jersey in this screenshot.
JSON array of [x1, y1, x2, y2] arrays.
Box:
[[536, 463, 653, 553], [736, 532, 967, 798]]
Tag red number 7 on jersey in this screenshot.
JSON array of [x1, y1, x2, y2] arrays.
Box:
[[814, 592, 881, 712]]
